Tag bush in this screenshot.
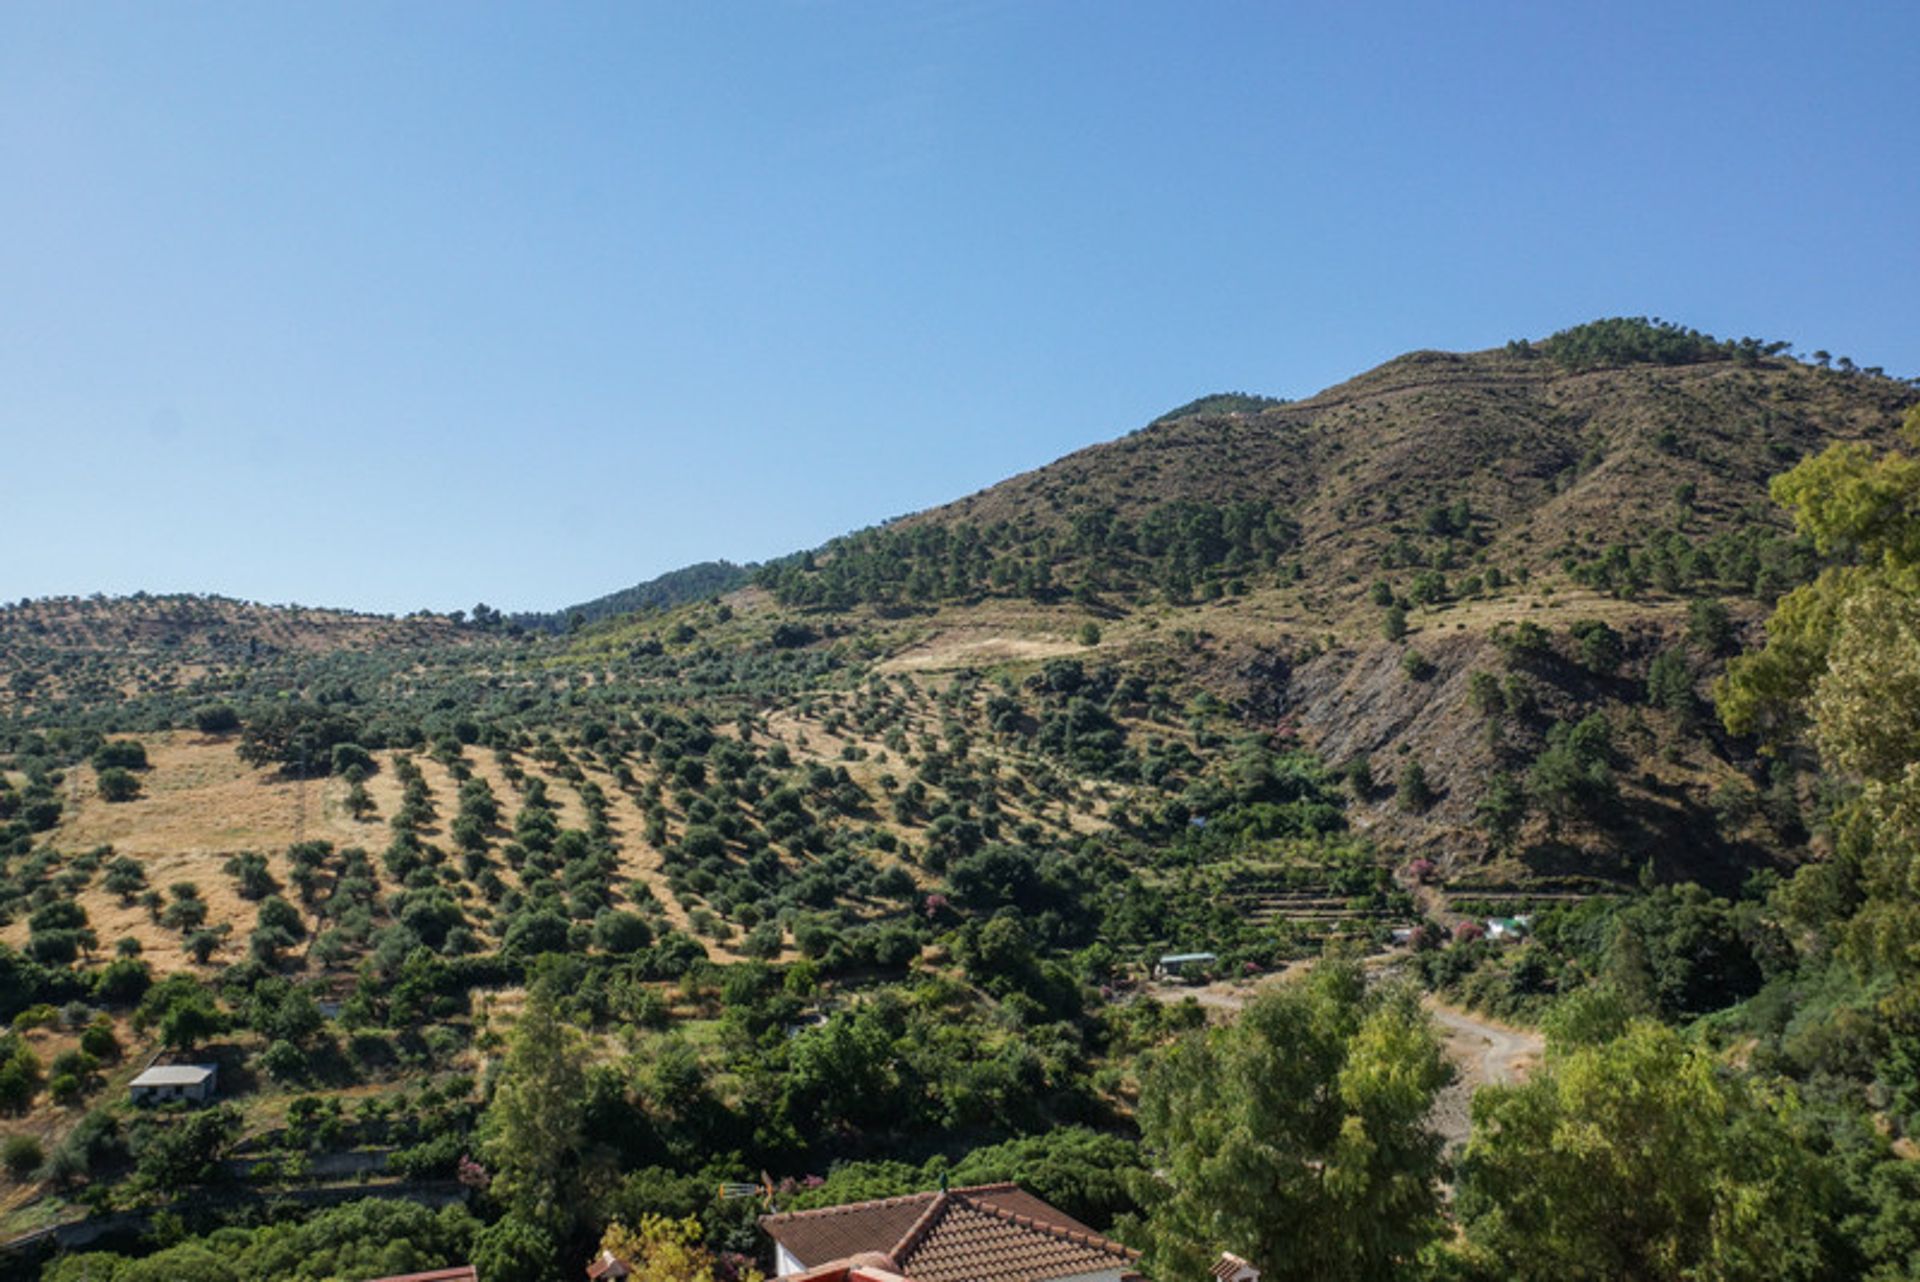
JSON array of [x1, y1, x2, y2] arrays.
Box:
[[330, 744, 376, 777], [1397, 761, 1434, 813], [193, 704, 241, 734], [259, 1039, 308, 1082], [92, 740, 149, 772], [3, 1133, 42, 1180], [97, 768, 141, 803], [1568, 619, 1623, 674], [80, 1023, 120, 1060], [592, 911, 653, 955]]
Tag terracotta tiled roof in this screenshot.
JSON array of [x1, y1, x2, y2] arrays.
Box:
[[784, 1252, 917, 1282], [763, 1183, 1139, 1282], [363, 1268, 478, 1282], [586, 1248, 632, 1279]]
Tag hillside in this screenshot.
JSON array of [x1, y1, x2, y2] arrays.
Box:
[[0, 594, 467, 658], [0, 595, 478, 723], [510, 560, 753, 634], [764, 330, 1911, 615], [737, 322, 1914, 888], [3, 319, 1917, 1271]]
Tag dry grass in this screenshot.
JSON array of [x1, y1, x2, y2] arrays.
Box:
[[2, 732, 762, 971], [881, 631, 1090, 674]]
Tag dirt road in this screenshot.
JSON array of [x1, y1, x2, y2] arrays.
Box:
[[1422, 998, 1544, 1154], [1142, 976, 1544, 1153]]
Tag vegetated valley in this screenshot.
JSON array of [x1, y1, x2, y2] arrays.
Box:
[[5, 318, 1920, 1282]]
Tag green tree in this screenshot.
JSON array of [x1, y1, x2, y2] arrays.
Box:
[[1457, 1020, 1825, 1281], [1396, 761, 1434, 813], [1646, 649, 1699, 726], [1382, 604, 1409, 642], [136, 976, 227, 1051], [1569, 618, 1623, 674], [193, 704, 240, 734], [1687, 597, 1733, 655], [1476, 773, 1528, 852], [480, 973, 587, 1232], [1527, 714, 1616, 827], [224, 852, 277, 900], [116, 1243, 239, 1282], [3, 1133, 42, 1180], [93, 740, 149, 772], [1132, 964, 1452, 1282], [103, 856, 148, 902], [472, 1215, 559, 1282], [97, 767, 141, 803], [1718, 406, 1920, 1059], [1466, 670, 1503, 716], [132, 1105, 242, 1187]]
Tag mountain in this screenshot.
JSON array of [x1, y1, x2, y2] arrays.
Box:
[[511, 560, 753, 633], [765, 323, 1909, 614], [4, 318, 1917, 1269], [743, 319, 1915, 887]]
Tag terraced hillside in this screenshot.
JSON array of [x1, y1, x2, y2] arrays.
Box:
[[3, 320, 1917, 1268]]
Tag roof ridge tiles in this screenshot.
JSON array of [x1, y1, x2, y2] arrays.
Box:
[[763, 1183, 1020, 1225], [766, 1191, 936, 1223], [887, 1190, 952, 1263]]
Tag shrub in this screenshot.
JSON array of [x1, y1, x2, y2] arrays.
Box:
[[80, 1024, 120, 1060], [194, 705, 241, 734], [97, 768, 141, 803], [92, 741, 149, 772], [259, 1039, 308, 1082], [592, 911, 653, 955], [1568, 619, 1623, 674], [330, 743, 376, 777], [3, 1133, 42, 1180], [1397, 762, 1434, 813]]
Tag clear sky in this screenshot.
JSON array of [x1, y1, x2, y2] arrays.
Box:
[[3, 2, 1915, 615]]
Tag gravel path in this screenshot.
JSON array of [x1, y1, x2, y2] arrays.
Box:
[[1141, 975, 1544, 1155], [1422, 998, 1544, 1155]]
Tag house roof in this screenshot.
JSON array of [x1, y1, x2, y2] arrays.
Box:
[[1157, 952, 1216, 965], [586, 1249, 631, 1279], [1210, 1251, 1254, 1279], [130, 1064, 217, 1087], [362, 1268, 478, 1282], [763, 1183, 1139, 1282], [782, 1253, 916, 1282], [583, 1243, 629, 1274]]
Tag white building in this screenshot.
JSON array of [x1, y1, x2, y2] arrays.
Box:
[[129, 1063, 218, 1105]]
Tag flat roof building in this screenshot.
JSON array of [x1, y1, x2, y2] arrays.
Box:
[[129, 1063, 218, 1104]]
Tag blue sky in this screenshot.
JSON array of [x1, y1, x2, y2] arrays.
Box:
[[3, 2, 1915, 614]]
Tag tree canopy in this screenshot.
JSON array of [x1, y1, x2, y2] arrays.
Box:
[[1131, 962, 1452, 1282]]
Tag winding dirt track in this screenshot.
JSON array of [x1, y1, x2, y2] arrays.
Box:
[[1143, 974, 1544, 1153], [1424, 999, 1543, 1089]]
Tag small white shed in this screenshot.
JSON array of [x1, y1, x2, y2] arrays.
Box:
[[129, 1063, 218, 1105], [1153, 952, 1217, 981]]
